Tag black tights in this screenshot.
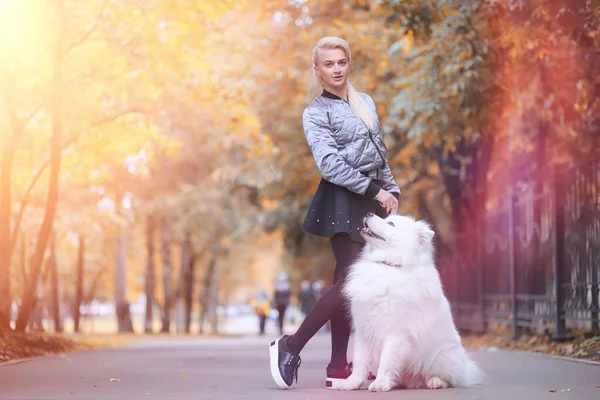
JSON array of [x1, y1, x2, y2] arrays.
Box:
[[287, 233, 364, 368]]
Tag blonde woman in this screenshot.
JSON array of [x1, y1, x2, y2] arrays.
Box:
[[269, 36, 400, 389]]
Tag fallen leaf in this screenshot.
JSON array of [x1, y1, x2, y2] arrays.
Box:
[[550, 387, 571, 393], [110, 378, 120, 382], [181, 374, 187, 379], [528, 337, 538, 345]]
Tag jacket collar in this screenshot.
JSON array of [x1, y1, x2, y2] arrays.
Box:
[[321, 89, 346, 100]]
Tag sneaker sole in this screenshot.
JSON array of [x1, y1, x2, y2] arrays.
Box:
[[325, 375, 376, 390], [325, 377, 347, 390], [269, 338, 290, 390]]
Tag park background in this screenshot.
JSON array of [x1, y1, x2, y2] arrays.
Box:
[[0, 0, 598, 361]]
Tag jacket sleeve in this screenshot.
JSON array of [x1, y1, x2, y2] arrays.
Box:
[[362, 94, 401, 197], [379, 164, 401, 196], [303, 105, 380, 197]]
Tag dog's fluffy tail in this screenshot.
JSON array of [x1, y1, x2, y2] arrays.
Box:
[[461, 357, 487, 387]]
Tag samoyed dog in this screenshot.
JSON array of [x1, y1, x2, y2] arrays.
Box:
[[336, 213, 485, 392]]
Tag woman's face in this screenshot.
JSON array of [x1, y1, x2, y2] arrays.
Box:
[[314, 48, 349, 92]]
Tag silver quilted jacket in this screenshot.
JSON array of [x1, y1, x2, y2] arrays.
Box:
[[302, 90, 400, 197]]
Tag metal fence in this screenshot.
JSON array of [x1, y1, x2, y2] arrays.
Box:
[[439, 158, 600, 338]]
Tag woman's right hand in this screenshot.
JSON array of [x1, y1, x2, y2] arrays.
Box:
[[375, 189, 398, 215]]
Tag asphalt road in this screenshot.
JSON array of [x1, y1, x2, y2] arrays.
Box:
[[1, 333, 599, 400]]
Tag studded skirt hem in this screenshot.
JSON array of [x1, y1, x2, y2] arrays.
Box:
[[301, 178, 388, 243]]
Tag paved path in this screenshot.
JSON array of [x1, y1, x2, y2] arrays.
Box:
[[1, 333, 599, 400]]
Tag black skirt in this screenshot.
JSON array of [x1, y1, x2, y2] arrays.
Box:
[[302, 178, 388, 243]]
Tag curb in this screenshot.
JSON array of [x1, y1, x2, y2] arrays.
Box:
[[0, 355, 41, 367], [475, 346, 600, 366], [0, 335, 241, 367], [0, 346, 105, 368]]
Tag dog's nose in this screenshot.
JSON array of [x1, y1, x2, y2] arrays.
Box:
[[366, 212, 374, 217]]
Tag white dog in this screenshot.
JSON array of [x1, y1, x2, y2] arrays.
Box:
[[336, 213, 485, 392]]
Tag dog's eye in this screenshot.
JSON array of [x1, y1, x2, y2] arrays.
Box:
[[388, 222, 395, 227]]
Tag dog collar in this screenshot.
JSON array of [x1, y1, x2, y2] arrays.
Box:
[[382, 261, 402, 267]]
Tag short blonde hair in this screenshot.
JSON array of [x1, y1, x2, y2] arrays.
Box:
[[312, 36, 375, 132]]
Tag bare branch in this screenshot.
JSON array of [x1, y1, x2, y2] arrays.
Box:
[[21, 107, 42, 132], [0, 107, 43, 171], [9, 108, 144, 253], [63, 23, 97, 56], [92, 107, 143, 128], [62, 0, 108, 56], [10, 161, 47, 252]]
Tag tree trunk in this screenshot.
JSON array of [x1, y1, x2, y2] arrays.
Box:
[[183, 233, 195, 334], [207, 262, 222, 335], [144, 214, 155, 333], [15, 2, 65, 332], [0, 89, 26, 331], [175, 296, 184, 333], [20, 232, 27, 296], [73, 234, 85, 333], [199, 258, 216, 334], [49, 231, 62, 332], [175, 231, 191, 333], [115, 220, 134, 333], [28, 256, 52, 332], [0, 137, 14, 331], [28, 285, 45, 332], [160, 219, 173, 333]]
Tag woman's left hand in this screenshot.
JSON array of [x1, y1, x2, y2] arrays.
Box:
[[375, 189, 398, 215]]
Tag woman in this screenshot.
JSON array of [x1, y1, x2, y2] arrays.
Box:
[[296, 280, 316, 322], [273, 273, 291, 335], [249, 290, 270, 336], [269, 36, 400, 390]]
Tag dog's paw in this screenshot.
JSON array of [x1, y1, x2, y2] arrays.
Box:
[[336, 377, 363, 391], [426, 377, 449, 390], [368, 378, 393, 392]]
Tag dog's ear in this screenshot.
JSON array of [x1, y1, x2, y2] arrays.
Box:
[[417, 221, 435, 248]]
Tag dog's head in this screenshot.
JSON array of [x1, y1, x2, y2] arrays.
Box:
[[360, 213, 435, 267]]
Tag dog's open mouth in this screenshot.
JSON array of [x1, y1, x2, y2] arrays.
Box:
[[361, 221, 385, 241]]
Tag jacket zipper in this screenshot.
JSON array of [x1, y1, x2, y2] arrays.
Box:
[[343, 99, 386, 178], [368, 131, 386, 180], [368, 131, 386, 168]]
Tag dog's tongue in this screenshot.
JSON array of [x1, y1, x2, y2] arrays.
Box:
[[361, 221, 372, 234]]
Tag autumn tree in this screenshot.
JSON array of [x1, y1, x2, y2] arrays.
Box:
[[257, 0, 599, 264]]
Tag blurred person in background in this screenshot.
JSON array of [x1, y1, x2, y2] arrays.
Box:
[[269, 36, 400, 390], [296, 280, 316, 323], [273, 273, 291, 335], [312, 280, 325, 301], [250, 290, 271, 336]]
